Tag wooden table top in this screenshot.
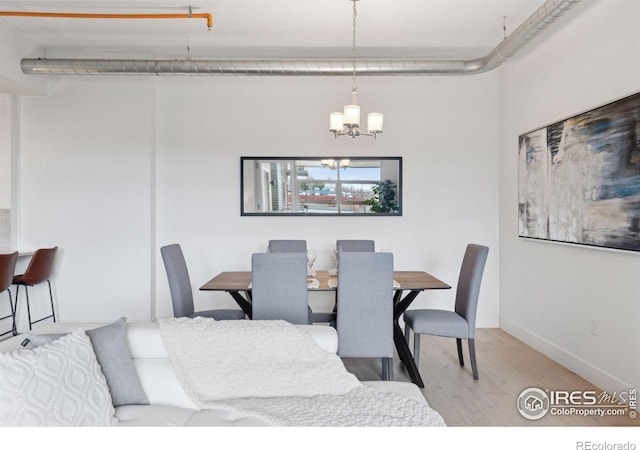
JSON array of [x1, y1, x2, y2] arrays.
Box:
[[200, 270, 450, 292]]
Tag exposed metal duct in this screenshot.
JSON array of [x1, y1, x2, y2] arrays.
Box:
[[0, 10, 213, 30], [21, 0, 582, 76]]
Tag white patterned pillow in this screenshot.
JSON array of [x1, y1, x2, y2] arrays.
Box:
[[0, 329, 117, 426]]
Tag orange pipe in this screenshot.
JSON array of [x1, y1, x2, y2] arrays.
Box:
[[0, 11, 213, 30]]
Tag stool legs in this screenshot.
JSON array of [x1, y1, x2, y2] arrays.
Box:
[[0, 289, 16, 337], [14, 280, 56, 332], [47, 280, 56, 323]]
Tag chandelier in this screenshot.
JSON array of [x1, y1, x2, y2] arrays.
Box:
[[329, 0, 383, 139], [321, 159, 350, 169]]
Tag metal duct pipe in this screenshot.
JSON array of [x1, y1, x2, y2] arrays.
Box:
[[0, 10, 213, 30], [21, 0, 582, 76]]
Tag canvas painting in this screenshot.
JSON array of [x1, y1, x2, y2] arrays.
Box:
[[518, 92, 640, 252]]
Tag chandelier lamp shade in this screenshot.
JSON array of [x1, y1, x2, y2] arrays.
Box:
[[321, 158, 351, 169], [329, 0, 383, 139]]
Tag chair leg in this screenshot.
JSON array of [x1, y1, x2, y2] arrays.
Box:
[[24, 285, 33, 330], [13, 285, 20, 334], [401, 325, 411, 367], [0, 290, 16, 337], [9, 289, 16, 336], [381, 357, 393, 381], [456, 338, 464, 366], [47, 280, 56, 323], [413, 333, 421, 367], [468, 338, 479, 380], [330, 298, 337, 328], [15, 284, 31, 331]]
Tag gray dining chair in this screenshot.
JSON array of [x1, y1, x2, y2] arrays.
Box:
[[328, 240, 376, 327], [403, 243, 489, 380], [336, 240, 375, 252], [0, 251, 18, 337], [337, 251, 394, 380], [265, 239, 324, 322], [160, 244, 245, 320], [251, 252, 309, 324], [268, 240, 307, 253]]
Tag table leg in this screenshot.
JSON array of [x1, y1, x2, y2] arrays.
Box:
[[393, 290, 424, 388], [228, 290, 252, 319]]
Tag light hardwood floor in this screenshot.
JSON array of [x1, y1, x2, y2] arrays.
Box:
[[342, 328, 637, 427]]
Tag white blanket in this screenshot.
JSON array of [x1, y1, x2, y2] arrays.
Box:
[[158, 317, 446, 426]]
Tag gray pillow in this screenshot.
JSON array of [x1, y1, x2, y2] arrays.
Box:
[[21, 317, 149, 407]]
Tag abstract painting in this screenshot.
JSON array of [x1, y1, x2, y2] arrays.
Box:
[[518, 92, 640, 252]]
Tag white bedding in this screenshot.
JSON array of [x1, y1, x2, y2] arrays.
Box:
[[158, 317, 446, 427]]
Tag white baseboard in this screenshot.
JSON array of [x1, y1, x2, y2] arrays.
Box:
[[500, 317, 632, 394]]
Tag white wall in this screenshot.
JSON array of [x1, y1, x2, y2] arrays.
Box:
[[18, 78, 155, 323], [0, 95, 11, 250], [0, 95, 10, 209], [499, 1, 640, 392], [14, 72, 500, 328], [0, 22, 46, 95]]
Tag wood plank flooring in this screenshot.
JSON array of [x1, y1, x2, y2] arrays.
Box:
[[342, 328, 638, 427]]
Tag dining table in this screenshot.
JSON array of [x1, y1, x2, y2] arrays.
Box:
[[200, 269, 451, 388]]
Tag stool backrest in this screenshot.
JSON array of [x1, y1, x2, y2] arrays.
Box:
[[20, 247, 58, 285], [0, 252, 18, 292]]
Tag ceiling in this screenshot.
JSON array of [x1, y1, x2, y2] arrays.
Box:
[[0, 0, 554, 60]]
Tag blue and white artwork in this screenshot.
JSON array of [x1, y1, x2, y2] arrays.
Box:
[[519, 92, 640, 252]]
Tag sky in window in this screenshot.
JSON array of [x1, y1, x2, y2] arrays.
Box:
[[302, 166, 381, 182]]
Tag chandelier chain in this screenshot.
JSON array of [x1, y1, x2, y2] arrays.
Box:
[[351, 0, 357, 97], [503, 15, 507, 40]]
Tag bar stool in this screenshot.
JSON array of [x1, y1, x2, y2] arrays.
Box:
[[0, 251, 18, 337], [13, 246, 58, 331]]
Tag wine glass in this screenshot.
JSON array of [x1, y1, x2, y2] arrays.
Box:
[[306, 249, 317, 276], [330, 248, 338, 267]]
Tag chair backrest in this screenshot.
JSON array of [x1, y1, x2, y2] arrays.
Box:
[[19, 247, 57, 285], [336, 251, 393, 358], [0, 252, 18, 292], [336, 240, 375, 252], [454, 244, 489, 338], [251, 252, 308, 324], [160, 244, 195, 318], [268, 240, 307, 253]]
